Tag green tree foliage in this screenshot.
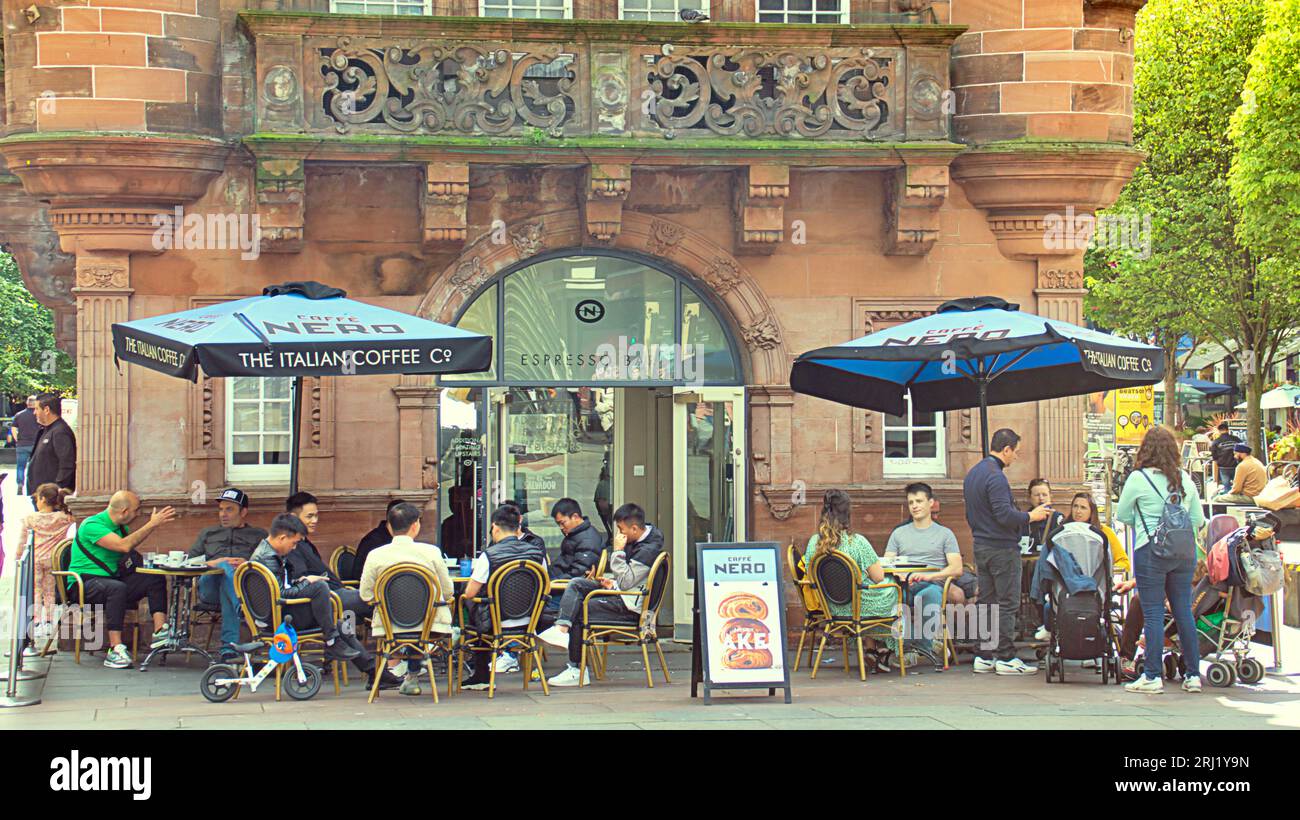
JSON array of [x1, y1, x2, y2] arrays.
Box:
[[1229, 0, 1300, 260], [0, 252, 75, 400], [1085, 0, 1299, 452]]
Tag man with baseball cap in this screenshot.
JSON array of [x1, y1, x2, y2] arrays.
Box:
[[1212, 443, 1268, 506], [189, 488, 267, 662]]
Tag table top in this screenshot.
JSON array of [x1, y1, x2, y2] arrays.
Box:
[[450, 576, 569, 592], [137, 565, 222, 576]]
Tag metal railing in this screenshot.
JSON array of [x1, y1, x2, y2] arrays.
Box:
[[1, 532, 45, 707]]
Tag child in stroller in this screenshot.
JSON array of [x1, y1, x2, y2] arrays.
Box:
[[1032, 521, 1120, 684]]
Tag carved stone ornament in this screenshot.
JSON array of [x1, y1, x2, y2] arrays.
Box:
[[647, 47, 896, 140], [509, 221, 546, 258], [449, 255, 489, 299], [742, 315, 783, 350], [263, 65, 300, 108], [320, 38, 576, 136], [646, 219, 685, 256], [863, 309, 931, 334], [1038, 268, 1085, 290], [76, 264, 128, 289], [700, 256, 744, 295]]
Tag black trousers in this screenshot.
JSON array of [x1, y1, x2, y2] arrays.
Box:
[[81, 573, 166, 633], [973, 545, 1020, 661], [282, 580, 338, 642], [560, 579, 638, 665]]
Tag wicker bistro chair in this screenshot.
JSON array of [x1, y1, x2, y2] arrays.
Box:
[[455, 559, 550, 699], [233, 561, 348, 700], [808, 550, 905, 681], [786, 541, 828, 671], [578, 552, 672, 689], [368, 563, 454, 703], [51, 539, 141, 664], [329, 545, 359, 588]]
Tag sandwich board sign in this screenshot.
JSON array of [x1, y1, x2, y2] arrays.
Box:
[[690, 541, 792, 704]]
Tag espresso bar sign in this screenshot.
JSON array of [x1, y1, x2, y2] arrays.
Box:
[[1080, 343, 1159, 378], [694, 541, 791, 702]]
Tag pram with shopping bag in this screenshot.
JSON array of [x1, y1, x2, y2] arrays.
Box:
[[1172, 511, 1283, 687], [1034, 521, 1119, 684]]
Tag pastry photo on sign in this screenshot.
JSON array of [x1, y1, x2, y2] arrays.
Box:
[[717, 593, 774, 670]]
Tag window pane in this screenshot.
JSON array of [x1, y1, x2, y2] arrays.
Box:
[[231, 435, 259, 465], [913, 430, 938, 458], [884, 411, 907, 428], [263, 436, 292, 464], [681, 293, 738, 383], [885, 431, 909, 458], [264, 378, 291, 400], [232, 378, 259, 400], [450, 284, 497, 381], [912, 405, 935, 427], [503, 256, 675, 382], [263, 403, 290, 433], [232, 404, 260, 433]]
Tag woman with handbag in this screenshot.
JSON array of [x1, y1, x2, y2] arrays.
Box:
[[1115, 426, 1206, 695]]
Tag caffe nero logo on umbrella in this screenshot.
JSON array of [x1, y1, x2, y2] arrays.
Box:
[[883, 324, 1012, 346]]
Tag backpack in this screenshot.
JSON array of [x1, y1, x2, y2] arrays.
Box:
[[1134, 470, 1197, 564], [1206, 531, 1236, 586], [1055, 592, 1105, 660]]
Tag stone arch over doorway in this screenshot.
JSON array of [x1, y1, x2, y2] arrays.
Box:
[[416, 210, 791, 388]]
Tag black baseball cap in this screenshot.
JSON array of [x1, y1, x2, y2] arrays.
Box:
[[217, 488, 249, 508]]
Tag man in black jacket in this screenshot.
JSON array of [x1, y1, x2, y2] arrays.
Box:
[[24, 393, 76, 495], [962, 428, 1052, 676], [350, 498, 406, 582], [548, 498, 604, 581], [1211, 422, 1242, 494], [284, 492, 399, 689]]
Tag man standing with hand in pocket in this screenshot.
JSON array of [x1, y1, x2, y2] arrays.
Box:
[[963, 429, 1054, 676]]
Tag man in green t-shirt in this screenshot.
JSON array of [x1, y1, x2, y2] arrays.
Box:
[[73, 490, 177, 669]]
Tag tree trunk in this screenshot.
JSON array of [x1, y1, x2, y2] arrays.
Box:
[[1163, 342, 1179, 429], [1247, 367, 1264, 455]]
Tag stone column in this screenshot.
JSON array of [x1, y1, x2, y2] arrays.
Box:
[[1034, 261, 1088, 485], [392, 376, 441, 491], [71, 252, 133, 496]]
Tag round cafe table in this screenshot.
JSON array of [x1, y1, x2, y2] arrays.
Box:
[[135, 565, 221, 671]]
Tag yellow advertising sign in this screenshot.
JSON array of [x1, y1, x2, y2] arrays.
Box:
[[1114, 386, 1155, 446]]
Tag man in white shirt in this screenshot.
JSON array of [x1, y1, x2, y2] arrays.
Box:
[[359, 502, 454, 696]]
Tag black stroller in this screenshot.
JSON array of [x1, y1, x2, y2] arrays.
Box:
[[1035, 522, 1120, 684]]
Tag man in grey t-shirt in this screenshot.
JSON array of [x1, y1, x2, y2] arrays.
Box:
[[885, 483, 968, 607]]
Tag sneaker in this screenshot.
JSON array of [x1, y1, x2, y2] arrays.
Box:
[[22, 645, 40, 658], [494, 653, 520, 674], [374, 669, 402, 690], [901, 650, 920, 669], [1182, 675, 1202, 693], [1033, 625, 1051, 642], [218, 649, 240, 664], [995, 658, 1039, 675], [149, 625, 172, 649], [324, 638, 362, 663], [530, 665, 542, 682], [459, 679, 490, 691], [1125, 674, 1164, 694], [1081, 658, 1098, 669], [547, 665, 591, 687], [1120, 657, 1140, 681], [103, 644, 133, 669], [538, 625, 569, 649], [973, 656, 996, 674], [390, 661, 408, 678], [400, 674, 422, 696]]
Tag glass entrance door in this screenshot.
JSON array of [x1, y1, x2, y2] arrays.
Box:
[[492, 387, 616, 548], [671, 386, 746, 638]]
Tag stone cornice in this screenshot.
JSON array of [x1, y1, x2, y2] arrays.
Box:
[[238, 12, 967, 48], [0, 134, 231, 208]]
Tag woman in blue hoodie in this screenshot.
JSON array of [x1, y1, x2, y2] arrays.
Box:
[[1115, 425, 1205, 695]]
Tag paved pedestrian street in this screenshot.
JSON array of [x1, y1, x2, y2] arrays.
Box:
[[4, 641, 1297, 731]]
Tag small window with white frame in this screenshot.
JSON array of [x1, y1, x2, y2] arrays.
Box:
[[226, 377, 294, 483], [621, 0, 690, 21], [481, 0, 572, 18], [757, 0, 846, 24], [882, 393, 946, 477], [330, 0, 431, 14]]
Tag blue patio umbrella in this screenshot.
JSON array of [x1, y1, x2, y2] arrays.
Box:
[[112, 281, 492, 493], [790, 296, 1165, 456]]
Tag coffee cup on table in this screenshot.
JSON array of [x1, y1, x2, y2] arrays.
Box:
[[169, 550, 185, 565]]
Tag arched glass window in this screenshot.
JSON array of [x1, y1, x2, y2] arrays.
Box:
[[441, 253, 741, 385]]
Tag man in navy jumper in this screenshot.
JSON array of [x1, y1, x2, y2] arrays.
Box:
[[963, 428, 1053, 675]]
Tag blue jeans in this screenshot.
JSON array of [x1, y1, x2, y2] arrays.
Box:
[[15, 445, 32, 488], [907, 581, 944, 644], [197, 562, 241, 647], [1134, 545, 1199, 680]]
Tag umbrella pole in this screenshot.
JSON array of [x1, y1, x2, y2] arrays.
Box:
[[289, 375, 303, 496], [979, 378, 990, 458]]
